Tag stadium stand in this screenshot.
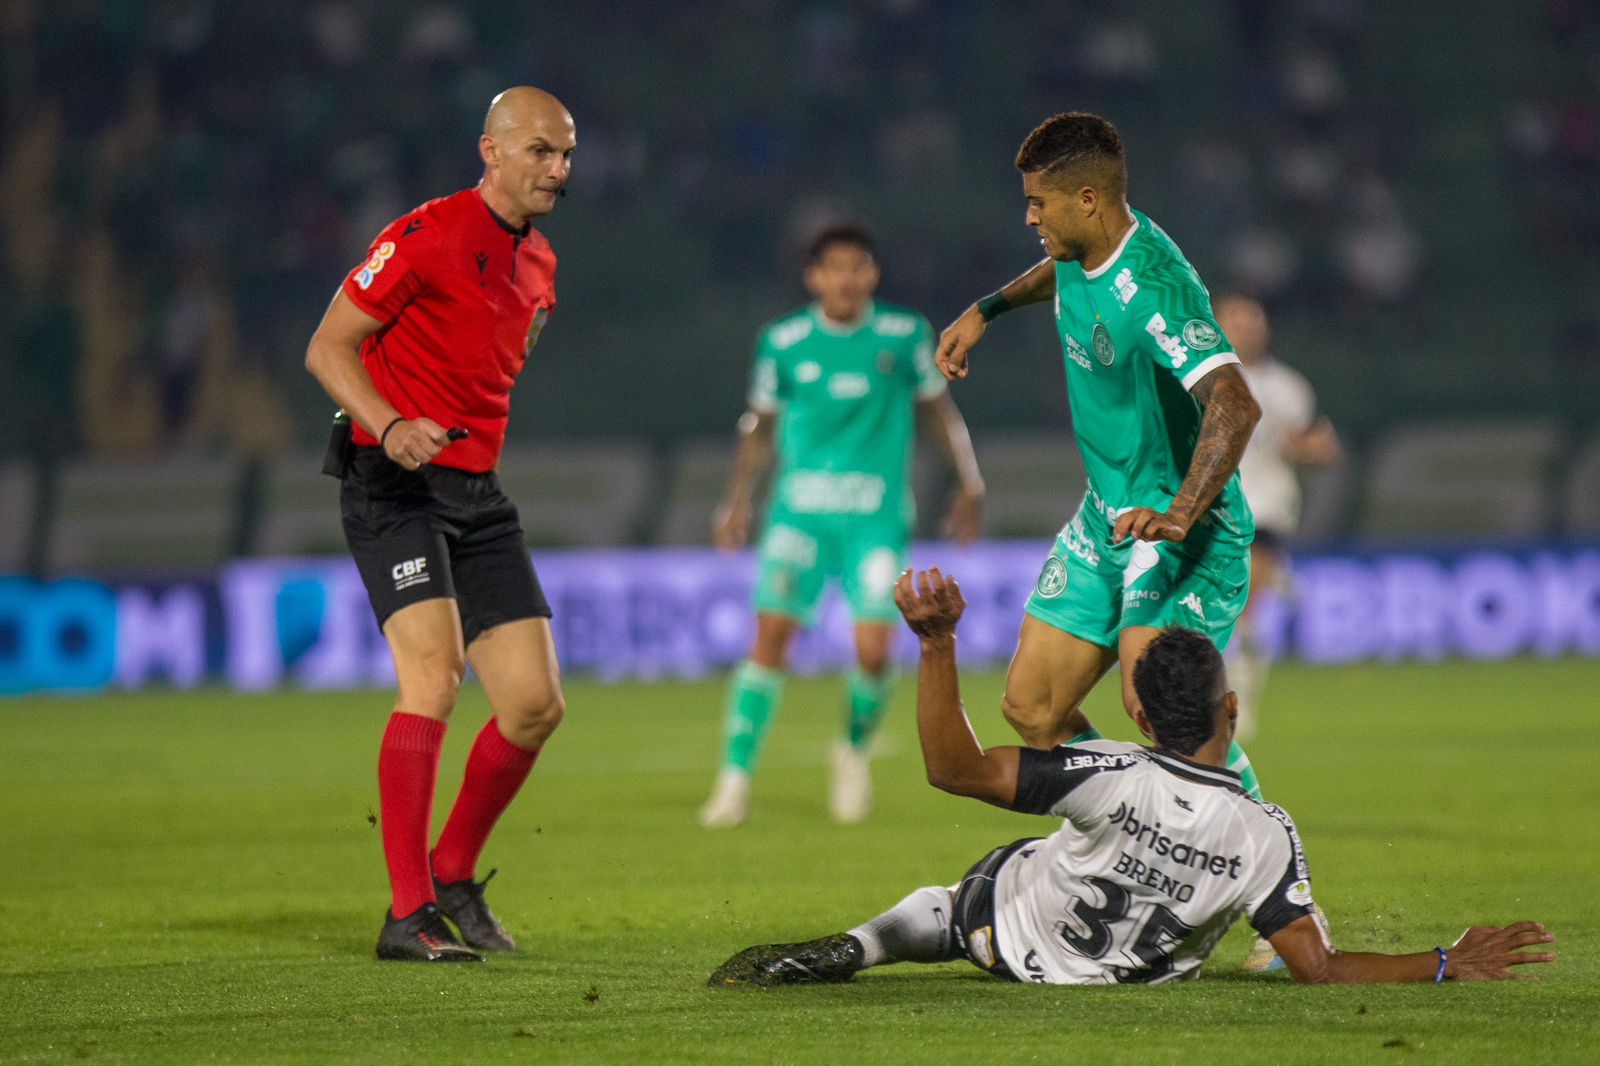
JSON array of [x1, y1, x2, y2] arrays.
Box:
[[966, 430, 1087, 540], [1563, 437, 1600, 537], [493, 442, 654, 548], [0, 460, 39, 572], [47, 456, 241, 574], [1358, 421, 1561, 540], [253, 452, 347, 558], [2, 0, 1593, 464], [0, 2, 1593, 568], [658, 439, 735, 547], [1295, 448, 1360, 546]]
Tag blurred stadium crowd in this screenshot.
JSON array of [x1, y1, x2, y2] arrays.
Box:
[[1, 0, 1597, 566]]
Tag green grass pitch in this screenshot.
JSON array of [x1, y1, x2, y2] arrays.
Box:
[[3, 658, 1598, 1064]]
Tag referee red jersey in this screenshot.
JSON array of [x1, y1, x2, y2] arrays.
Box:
[[342, 188, 556, 473]]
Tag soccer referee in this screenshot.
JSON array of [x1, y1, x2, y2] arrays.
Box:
[[306, 87, 575, 962]]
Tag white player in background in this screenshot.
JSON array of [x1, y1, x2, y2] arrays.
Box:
[[1213, 296, 1341, 743]]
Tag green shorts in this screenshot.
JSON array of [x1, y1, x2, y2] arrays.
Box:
[[753, 509, 908, 625], [1024, 495, 1251, 651]]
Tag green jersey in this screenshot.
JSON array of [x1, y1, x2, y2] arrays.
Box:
[[750, 301, 945, 524], [1052, 208, 1254, 550]]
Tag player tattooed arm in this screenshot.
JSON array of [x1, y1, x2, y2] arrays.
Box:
[[712, 409, 777, 550], [894, 568, 1022, 807], [1113, 363, 1261, 544], [916, 393, 986, 546], [936, 258, 1056, 380]]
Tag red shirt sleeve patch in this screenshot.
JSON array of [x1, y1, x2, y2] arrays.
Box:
[[342, 216, 432, 323]]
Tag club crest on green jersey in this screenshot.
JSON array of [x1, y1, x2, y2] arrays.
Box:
[[1091, 323, 1115, 366], [1036, 556, 1068, 598], [1181, 320, 1221, 350]]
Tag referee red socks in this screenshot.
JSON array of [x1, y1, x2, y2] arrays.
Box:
[[377, 712, 447, 919], [431, 717, 540, 885]]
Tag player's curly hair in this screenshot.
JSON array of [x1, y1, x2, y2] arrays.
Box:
[[1131, 627, 1226, 756], [1014, 112, 1126, 195], [805, 222, 876, 265]]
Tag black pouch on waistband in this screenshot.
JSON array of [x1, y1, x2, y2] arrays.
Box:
[[321, 410, 354, 478]]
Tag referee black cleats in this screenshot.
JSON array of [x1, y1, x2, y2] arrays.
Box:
[[375, 903, 485, 963], [709, 933, 864, 987], [434, 869, 516, 954]]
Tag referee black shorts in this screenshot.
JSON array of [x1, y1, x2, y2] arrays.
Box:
[[950, 837, 1041, 982], [340, 447, 551, 644]]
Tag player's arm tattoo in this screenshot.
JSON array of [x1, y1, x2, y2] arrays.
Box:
[[1168, 364, 1260, 526]]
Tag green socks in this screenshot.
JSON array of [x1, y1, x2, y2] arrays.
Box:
[[719, 663, 897, 770], [1066, 727, 1104, 745], [845, 668, 896, 750], [720, 662, 785, 773], [1226, 740, 1263, 800]]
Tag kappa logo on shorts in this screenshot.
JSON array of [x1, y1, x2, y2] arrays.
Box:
[[1036, 556, 1068, 598], [391, 557, 431, 592], [1179, 591, 1205, 618]]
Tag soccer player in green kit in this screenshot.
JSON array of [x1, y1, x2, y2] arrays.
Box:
[[938, 114, 1268, 806], [700, 224, 986, 828], [936, 112, 1302, 969]]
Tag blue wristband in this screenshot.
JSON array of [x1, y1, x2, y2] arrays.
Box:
[[1433, 947, 1448, 983]]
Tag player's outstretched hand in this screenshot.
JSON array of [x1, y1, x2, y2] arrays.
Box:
[[712, 500, 752, 552], [1445, 922, 1555, 980], [894, 567, 966, 639], [1113, 507, 1190, 544], [941, 487, 985, 548], [384, 417, 452, 471], [936, 306, 988, 381]]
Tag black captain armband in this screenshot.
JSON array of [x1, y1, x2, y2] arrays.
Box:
[[977, 290, 1013, 322]]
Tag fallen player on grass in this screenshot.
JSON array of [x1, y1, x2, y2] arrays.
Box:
[[711, 568, 1555, 986]]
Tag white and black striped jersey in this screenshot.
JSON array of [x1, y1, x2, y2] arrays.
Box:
[[993, 739, 1315, 985]]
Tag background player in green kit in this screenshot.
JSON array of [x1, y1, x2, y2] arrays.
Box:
[[936, 113, 1269, 800], [700, 224, 986, 828]]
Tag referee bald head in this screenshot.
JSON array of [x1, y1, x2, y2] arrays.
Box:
[[478, 87, 575, 226]]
